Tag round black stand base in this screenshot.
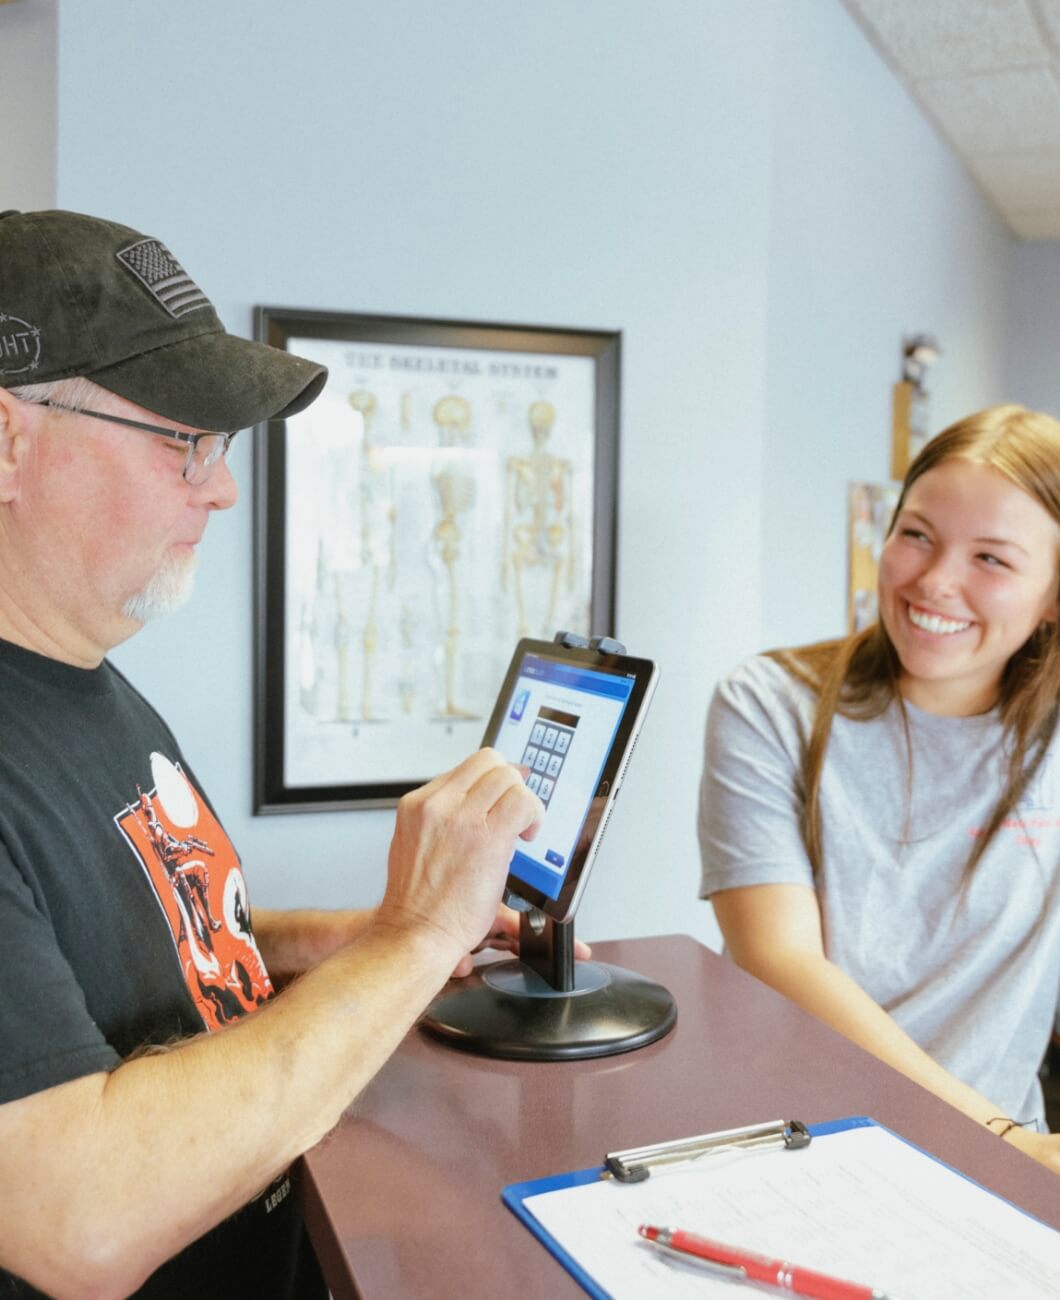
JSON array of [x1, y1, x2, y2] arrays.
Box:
[[420, 959, 678, 1061]]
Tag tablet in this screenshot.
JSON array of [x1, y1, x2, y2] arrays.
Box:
[[483, 638, 658, 923]]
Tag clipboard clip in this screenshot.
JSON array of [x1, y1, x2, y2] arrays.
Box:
[[603, 1118, 810, 1183]]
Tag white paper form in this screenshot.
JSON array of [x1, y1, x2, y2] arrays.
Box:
[[522, 1124, 1060, 1300]]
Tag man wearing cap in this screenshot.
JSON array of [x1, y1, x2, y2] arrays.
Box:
[[0, 209, 544, 1299]]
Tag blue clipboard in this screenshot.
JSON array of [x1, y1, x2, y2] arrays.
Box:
[[501, 1116, 1032, 1300], [502, 1118, 869, 1300], [503, 1163, 613, 1300]]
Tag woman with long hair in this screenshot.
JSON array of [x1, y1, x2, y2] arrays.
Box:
[[699, 405, 1060, 1174]]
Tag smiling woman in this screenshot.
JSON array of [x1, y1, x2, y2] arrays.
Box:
[[879, 456, 1060, 718], [699, 404, 1060, 1180], [775, 405, 1060, 875]]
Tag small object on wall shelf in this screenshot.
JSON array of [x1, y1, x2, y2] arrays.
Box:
[[848, 482, 899, 633], [890, 332, 941, 480]]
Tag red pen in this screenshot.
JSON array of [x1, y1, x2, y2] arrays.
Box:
[[638, 1225, 891, 1300]]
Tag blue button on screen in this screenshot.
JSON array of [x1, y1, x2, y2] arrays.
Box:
[[510, 688, 530, 722]]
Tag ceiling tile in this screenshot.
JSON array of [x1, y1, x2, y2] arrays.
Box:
[[966, 150, 1060, 208], [842, 0, 1060, 240], [844, 0, 1047, 78], [1003, 206, 1060, 238], [915, 65, 1060, 153]]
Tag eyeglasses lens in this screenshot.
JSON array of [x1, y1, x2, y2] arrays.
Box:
[[185, 434, 231, 485]]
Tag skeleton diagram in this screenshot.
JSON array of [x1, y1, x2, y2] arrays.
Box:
[[348, 389, 397, 721], [397, 602, 418, 716], [332, 572, 352, 722], [430, 395, 477, 718], [298, 537, 327, 717], [502, 400, 575, 637]]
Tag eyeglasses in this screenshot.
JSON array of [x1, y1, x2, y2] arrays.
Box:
[[43, 401, 235, 485]]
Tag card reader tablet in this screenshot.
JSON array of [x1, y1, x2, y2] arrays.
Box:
[[482, 637, 658, 924]]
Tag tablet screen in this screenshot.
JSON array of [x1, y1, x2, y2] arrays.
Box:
[[484, 639, 656, 921]]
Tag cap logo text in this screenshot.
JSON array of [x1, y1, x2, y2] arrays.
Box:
[[115, 239, 212, 319], [0, 313, 41, 376]]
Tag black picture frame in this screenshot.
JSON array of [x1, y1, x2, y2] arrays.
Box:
[[253, 309, 620, 813]]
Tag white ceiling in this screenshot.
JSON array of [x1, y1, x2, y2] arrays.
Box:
[[841, 0, 1060, 239]]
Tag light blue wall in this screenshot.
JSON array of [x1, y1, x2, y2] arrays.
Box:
[[0, 0, 57, 211], [42, 0, 1017, 949], [760, 3, 1013, 650]]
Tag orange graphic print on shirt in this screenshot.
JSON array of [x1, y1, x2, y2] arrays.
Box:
[[115, 751, 274, 1030]]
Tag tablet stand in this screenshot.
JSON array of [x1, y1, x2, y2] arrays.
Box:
[[421, 630, 677, 1060], [421, 907, 676, 1060]]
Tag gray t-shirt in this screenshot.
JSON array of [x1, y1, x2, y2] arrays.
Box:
[[698, 654, 1060, 1127]]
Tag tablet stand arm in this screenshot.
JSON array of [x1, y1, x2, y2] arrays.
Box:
[[519, 907, 575, 992]]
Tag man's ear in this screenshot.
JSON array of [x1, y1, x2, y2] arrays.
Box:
[[0, 387, 27, 503]]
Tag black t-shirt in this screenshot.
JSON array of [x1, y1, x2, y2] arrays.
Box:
[[0, 639, 326, 1299]]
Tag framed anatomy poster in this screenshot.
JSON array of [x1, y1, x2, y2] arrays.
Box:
[[252, 309, 620, 812]]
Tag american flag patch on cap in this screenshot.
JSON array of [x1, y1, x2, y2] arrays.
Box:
[[115, 238, 212, 319]]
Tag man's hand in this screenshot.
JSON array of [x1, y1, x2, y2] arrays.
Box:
[[376, 748, 543, 966], [449, 903, 594, 977]]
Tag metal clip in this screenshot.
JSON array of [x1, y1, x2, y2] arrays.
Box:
[[604, 1119, 810, 1183]]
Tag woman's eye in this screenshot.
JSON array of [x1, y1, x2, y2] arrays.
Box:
[[978, 553, 1008, 569], [900, 527, 928, 543]]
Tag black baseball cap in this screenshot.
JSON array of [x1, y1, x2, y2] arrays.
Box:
[[0, 209, 327, 432]]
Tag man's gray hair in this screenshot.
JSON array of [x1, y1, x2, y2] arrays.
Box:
[[7, 377, 111, 412]]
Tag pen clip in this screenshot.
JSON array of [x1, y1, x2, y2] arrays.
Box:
[[604, 1119, 810, 1182]]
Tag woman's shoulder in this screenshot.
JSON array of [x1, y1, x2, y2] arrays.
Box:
[[718, 639, 847, 708], [709, 649, 828, 750]]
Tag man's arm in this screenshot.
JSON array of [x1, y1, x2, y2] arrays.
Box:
[[251, 905, 376, 983], [253, 899, 591, 984], [0, 749, 542, 1300], [712, 883, 1060, 1176]]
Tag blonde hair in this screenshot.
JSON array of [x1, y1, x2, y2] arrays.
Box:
[[772, 404, 1060, 875]]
